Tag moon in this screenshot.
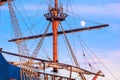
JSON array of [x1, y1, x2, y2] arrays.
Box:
[[81, 20, 86, 26]]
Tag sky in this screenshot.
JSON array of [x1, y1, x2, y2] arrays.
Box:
[[0, 0, 120, 80]]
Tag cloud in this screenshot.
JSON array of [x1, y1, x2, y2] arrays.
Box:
[[106, 49, 120, 63], [89, 49, 120, 80], [1, 3, 47, 13], [67, 3, 120, 17], [92, 49, 120, 63], [2, 2, 120, 17], [105, 50, 120, 79]]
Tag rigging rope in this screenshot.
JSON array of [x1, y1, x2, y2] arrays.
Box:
[[31, 21, 51, 58], [8, 1, 33, 79], [79, 37, 119, 80], [59, 23, 87, 80], [18, 0, 52, 61], [32, 0, 45, 29], [41, 45, 51, 61], [13, 2, 33, 36], [65, 20, 100, 70], [14, 1, 51, 62], [59, 27, 74, 65], [65, 0, 102, 25], [76, 29, 118, 80], [63, 18, 106, 79], [59, 0, 63, 7], [46, 0, 52, 8], [64, 0, 69, 12], [77, 34, 99, 70], [59, 23, 79, 67], [18, 0, 45, 35], [18, 0, 34, 35], [90, 49, 119, 80]]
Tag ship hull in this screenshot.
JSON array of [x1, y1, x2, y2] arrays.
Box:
[[0, 52, 20, 80]]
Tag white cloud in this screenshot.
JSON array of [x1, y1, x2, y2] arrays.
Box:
[[67, 3, 120, 17], [90, 49, 120, 80], [1, 3, 47, 12], [106, 49, 120, 63], [92, 49, 120, 64], [2, 2, 120, 17]]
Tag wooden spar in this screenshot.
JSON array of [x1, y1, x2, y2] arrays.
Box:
[[51, 0, 59, 72], [0, 0, 13, 6], [0, 50, 104, 77], [0, 0, 7, 6], [1, 50, 49, 62], [52, 20, 59, 72], [9, 24, 109, 42]]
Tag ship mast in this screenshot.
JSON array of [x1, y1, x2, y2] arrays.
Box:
[[44, 0, 68, 72], [52, 0, 59, 72]]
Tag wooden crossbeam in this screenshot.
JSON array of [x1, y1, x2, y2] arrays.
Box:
[[9, 24, 109, 42]]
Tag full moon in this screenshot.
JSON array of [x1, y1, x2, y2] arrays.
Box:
[[81, 20, 86, 26]]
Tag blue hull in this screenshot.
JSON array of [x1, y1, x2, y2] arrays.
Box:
[[0, 52, 20, 80]]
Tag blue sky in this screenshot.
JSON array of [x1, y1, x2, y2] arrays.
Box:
[[69, 1, 120, 80], [0, 0, 120, 80]]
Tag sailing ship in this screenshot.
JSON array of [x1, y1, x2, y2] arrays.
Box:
[[0, 0, 112, 80]]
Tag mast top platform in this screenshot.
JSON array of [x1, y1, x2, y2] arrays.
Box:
[[44, 7, 68, 21]]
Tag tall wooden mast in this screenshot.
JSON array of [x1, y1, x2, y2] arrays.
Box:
[[44, 0, 67, 72], [52, 0, 59, 72], [52, 20, 59, 72]]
